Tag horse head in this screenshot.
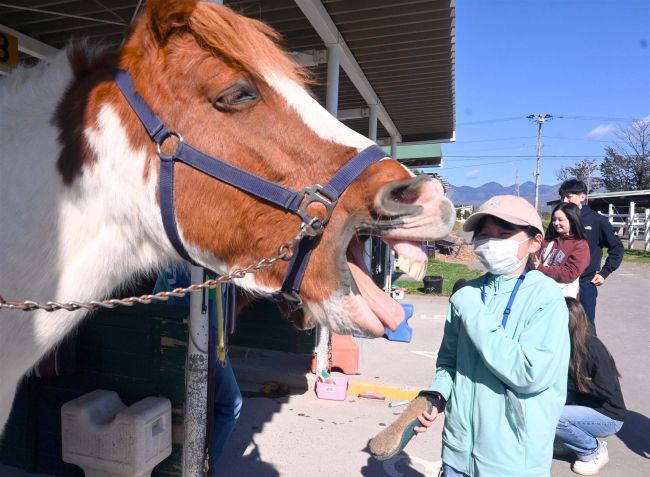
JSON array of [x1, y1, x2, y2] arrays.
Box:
[[104, 0, 454, 336]]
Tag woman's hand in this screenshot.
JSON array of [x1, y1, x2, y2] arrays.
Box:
[[413, 408, 439, 435]]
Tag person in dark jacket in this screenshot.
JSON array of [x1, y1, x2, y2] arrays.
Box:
[[558, 180, 624, 327], [533, 202, 590, 298], [556, 298, 625, 475]]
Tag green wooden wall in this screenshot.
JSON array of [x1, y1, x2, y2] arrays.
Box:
[[0, 304, 188, 476]]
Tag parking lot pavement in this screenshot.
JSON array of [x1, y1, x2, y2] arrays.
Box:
[[2, 262, 648, 476], [222, 261, 650, 477]]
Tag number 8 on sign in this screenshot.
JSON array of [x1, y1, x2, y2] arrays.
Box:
[[0, 31, 19, 68]]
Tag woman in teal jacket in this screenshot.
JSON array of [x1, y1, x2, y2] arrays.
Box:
[[415, 195, 570, 477]]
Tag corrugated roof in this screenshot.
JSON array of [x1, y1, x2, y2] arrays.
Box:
[[0, 0, 455, 145]]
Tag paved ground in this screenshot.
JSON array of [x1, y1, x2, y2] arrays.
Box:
[[2, 261, 648, 476], [222, 261, 650, 477]]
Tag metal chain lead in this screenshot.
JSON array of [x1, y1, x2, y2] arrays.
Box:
[[0, 239, 298, 313]]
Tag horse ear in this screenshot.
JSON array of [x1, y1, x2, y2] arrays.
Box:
[[147, 0, 198, 44]]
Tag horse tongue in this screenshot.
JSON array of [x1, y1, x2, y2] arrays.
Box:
[[348, 261, 405, 332], [385, 239, 429, 281]]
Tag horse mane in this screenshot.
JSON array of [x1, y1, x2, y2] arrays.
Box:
[[188, 3, 309, 85]]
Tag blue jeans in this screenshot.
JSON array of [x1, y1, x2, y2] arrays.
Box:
[[211, 358, 243, 466], [579, 281, 598, 328], [555, 405, 623, 460], [441, 463, 469, 477]]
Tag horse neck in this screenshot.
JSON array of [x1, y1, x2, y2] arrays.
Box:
[[0, 52, 173, 309]]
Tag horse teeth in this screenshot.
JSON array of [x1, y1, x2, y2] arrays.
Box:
[[396, 256, 427, 281], [409, 260, 426, 281]]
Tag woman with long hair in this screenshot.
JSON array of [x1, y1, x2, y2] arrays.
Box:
[[556, 298, 626, 475], [533, 202, 590, 298]]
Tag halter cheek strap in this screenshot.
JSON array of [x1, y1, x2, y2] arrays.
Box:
[[114, 69, 386, 307]]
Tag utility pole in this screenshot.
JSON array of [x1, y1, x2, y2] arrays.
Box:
[[527, 114, 553, 211], [514, 169, 520, 197]]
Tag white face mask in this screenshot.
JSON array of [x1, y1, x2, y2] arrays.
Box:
[[473, 237, 531, 275]]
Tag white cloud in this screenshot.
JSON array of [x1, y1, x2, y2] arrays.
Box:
[[465, 169, 480, 178], [585, 123, 616, 138]]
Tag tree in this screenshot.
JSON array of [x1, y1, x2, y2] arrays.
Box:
[[599, 119, 650, 191], [556, 159, 604, 192]]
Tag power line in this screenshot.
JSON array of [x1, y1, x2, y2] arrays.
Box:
[[457, 116, 525, 126], [449, 136, 535, 144], [444, 155, 603, 158], [555, 115, 627, 121]]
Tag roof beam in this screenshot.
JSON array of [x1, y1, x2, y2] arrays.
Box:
[[289, 49, 327, 67], [0, 24, 58, 60], [293, 0, 402, 142], [337, 107, 369, 120]]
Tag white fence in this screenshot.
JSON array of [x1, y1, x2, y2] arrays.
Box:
[[600, 201, 650, 251]]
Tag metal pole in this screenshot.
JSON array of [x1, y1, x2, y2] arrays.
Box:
[[368, 104, 378, 142], [315, 39, 342, 374], [534, 121, 542, 211], [385, 136, 398, 293], [364, 105, 379, 275], [326, 46, 340, 116], [183, 4, 221, 476], [390, 136, 397, 159], [183, 265, 209, 477]]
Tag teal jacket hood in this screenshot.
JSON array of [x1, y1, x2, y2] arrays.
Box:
[[429, 270, 570, 477]]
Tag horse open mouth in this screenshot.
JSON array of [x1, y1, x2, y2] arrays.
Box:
[[344, 236, 428, 337]]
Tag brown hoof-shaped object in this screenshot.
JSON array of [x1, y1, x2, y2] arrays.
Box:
[[369, 392, 441, 461]]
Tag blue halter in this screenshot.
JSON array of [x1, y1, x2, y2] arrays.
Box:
[[114, 69, 387, 307]]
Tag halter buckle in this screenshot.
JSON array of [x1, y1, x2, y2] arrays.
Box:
[[156, 131, 184, 160], [297, 185, 337, 236]]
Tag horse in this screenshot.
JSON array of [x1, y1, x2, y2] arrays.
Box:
[[0, 0, 454, 435]]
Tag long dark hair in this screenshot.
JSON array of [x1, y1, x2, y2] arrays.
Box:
[[566, 297, 620, 393], [546, 203, 587, 240]]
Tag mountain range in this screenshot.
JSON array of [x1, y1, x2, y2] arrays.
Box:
[[447, 181, 560, 211]]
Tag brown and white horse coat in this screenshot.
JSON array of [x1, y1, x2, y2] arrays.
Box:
[[0, 0, 454, 433]]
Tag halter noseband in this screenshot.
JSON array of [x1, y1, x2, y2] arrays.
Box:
[[115, 69, 386, 308]]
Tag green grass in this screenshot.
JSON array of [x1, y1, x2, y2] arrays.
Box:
[[394, 258, 483, 296], [623, 249, 650, 264], [603, 247, 650, 264]]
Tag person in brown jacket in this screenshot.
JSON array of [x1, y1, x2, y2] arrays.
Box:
[[533, 203, 590, 298]]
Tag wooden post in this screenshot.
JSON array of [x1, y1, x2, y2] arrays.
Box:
[[608, 203, 614, 224], [643, 209, 650, 252], [628, 201, 636, 250]]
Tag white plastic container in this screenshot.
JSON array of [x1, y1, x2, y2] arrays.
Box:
[[61, 390, 172, 477]]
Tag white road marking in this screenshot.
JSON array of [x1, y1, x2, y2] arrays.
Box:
[[410, 350, 439, 359]]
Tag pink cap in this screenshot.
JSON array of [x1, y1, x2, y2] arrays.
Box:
[[463, 195, 544, 235]]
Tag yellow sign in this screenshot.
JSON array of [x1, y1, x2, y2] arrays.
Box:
[[0, 30, 19, 68]]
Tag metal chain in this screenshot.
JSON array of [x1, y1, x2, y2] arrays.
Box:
[[0, 241, 296, 313]]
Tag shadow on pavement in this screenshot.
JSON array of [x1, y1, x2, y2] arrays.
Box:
[[360, 444, 439, 477], [217, 376, 310, 476], [618, 410, 650, 459]]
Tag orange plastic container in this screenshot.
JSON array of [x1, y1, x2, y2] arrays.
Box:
[[310, 332, 360, 375]]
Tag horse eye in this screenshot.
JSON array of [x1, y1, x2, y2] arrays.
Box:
[[213, 82, 259, 111]]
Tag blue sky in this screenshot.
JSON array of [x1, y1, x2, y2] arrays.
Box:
[[441, 0, 650, 187]]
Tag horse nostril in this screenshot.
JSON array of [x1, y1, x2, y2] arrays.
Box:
[[389, 184, 419, 205], [375, 175, 438, 217]]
